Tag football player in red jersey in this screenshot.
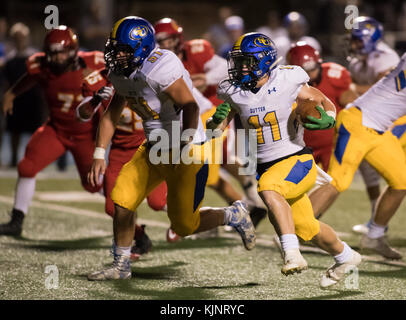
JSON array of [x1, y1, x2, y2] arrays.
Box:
[[286, 42, 358, 171], [154, 18, 227, 106], [77, 68, 168, 259], [0, 26, 105, 236], [154, 18, 268, 238]]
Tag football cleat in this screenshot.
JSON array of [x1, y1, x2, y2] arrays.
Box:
[[226, 200, 256, 250], [188, 228, 219, 240], [0, 209, 25, 236], [281, 248, 308, 276], [166, 228, 181, 243], [352, 222, 388, 235], [87, 254, 131, 281], [352, 223, 369, 235], [360, 235, 402, 260], [320, 250, 362, 288], [131, 225, 152, 261]]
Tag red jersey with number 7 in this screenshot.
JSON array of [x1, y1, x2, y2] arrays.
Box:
[[26, 51, 105, 135]]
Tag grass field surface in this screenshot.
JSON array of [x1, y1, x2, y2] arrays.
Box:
[[1, 168, 406, 300]]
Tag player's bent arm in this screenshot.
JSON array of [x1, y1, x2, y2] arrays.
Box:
[[297, 84, 336, 130], [2, 73, 37, 115], [164, 77, 200, 133], [88, 93, 126, 187], [339, 83, 359, 107], [297, 84, 336, 116], [96, 92, 126, 149]]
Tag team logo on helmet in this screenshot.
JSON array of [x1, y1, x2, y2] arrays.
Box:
[[254, 36, 272, 47], [130, 26, 148, 40]]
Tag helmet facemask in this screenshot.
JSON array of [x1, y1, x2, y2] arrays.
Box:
[[228, 50, 274, 91], [105, 38, 141, 76]]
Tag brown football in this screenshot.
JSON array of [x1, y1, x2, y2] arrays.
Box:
[[295, 99, 321, 124]]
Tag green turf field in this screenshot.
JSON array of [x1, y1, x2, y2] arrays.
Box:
[[1, 172, 406, 300]]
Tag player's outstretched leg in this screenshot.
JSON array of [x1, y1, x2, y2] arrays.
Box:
[[259, 190, 308, 276], [312, 222, 362, 288], [88, 204, 135, 281], [360, 186, 405, 260]]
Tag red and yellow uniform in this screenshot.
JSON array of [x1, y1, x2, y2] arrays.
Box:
[[18, 51, 104, 192], [82, 69, 167, 216], [303, 62, 351, 171]]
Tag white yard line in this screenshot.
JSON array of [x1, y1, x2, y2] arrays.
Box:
[[0, 195, 170, 229]]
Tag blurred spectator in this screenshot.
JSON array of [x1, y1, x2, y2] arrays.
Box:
[[203, 6, 233, 54], [218, 15, 245, 59], [3, 22, 46, 167], [79, 0, 112, 51], [274, 11, 321, 64], [256, 10, 288, 40], [0, 16, 12, 167]]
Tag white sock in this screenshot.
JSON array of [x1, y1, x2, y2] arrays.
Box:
[[115, 246, 131, 257], [224, 208, 231, 225], [334, 242, 352, 264], [368, 221, 386, 239], [14, 177, 36, 215], [280, 234, 299, 251]]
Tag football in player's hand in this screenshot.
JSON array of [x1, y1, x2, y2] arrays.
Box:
[[295, 99, 321, 124]]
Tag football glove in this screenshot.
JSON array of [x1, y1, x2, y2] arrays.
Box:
[[212, 102, 231, 124], [303, 106, 335, 130], [92, 86, 114, 105]]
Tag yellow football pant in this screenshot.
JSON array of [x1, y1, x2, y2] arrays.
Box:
[[329, 107, 406, 192], [391, 115, 406, 154], [257, 153, 320, 241], [111, 142, 210, 236]]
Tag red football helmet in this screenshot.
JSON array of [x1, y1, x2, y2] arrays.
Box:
[[153, 18, 184, 54], [286, 41, 322, 71], [43, 26, 79, 73]]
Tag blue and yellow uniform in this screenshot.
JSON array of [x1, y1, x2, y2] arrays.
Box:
[[328, 53, 406, 193], [108, 18, 211, 236], [218, 61, 320, 241]]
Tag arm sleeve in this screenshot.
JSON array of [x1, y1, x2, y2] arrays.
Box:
[[203, 54, 229, 86]]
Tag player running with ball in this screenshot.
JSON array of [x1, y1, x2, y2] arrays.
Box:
[[208, 32, 361, 287]]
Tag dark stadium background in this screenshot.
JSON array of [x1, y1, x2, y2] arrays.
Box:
[[0, 0, 405, 165]]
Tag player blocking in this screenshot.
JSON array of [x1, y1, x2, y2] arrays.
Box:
[[87, 16, 256, 281]]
